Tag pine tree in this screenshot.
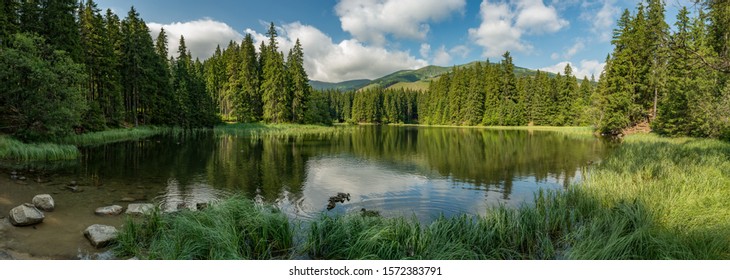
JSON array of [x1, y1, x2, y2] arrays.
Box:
[[39, 0, 80, 61], [287, 39, 309, 123], [464, 62, 485, 125], [261, 23, 289, 123]]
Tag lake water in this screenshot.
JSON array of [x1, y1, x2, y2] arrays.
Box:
[[0, 126, 611, 259]]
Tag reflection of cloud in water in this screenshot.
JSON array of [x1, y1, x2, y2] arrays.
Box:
[[294, 156, 566, 223]]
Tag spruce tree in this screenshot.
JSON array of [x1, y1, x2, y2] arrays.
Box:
[[287, 39, 309, 123]]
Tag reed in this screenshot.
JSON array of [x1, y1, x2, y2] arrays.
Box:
[[0, 135, 79, 161], [59, 126, 165, 146], [114, 197, 294, 260]]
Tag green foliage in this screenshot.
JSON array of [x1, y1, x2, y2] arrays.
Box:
[[0, 33, 87, 141], [114, 197, 294, 260]]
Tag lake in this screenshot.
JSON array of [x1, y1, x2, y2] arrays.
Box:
[[0, 126, 611, 259]]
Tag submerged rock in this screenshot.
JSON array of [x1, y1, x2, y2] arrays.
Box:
[[95, 205, 123, 216], [120, 197, 136, 202], [9, 203, 45, 226], [32, 194, 55, 212], [84, 224, 118, 248], [125, 203, 154, 216]]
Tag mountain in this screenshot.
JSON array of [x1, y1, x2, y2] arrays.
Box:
[[310, 61, 558, 92], [309, 79, 371, 91]]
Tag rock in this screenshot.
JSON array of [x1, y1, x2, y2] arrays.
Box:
[[8, 204, 45, 226], [32, 194, 55, 211], [0, 250, 14, 260], [95, 205, 123, 216], [10, 175, 18, 180], [120, 197, 136, 202], [65, 185, 82, 192], [126, 203, 154, 216], [35, 177, 43, 183], [18, 176, 26, 180], [68, 180, 78, 186], [83, 224, 118, 248], [195, 202, 208, 210], [10, 171, 17, 176]]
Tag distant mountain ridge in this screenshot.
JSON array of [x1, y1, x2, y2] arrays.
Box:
[[309, 61, 557, 92]]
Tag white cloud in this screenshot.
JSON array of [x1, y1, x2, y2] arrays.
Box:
[[581, 0, 620, 42], [551, 52, 560, 60], [468, 1, 528, 57], [515, 0, 569, 34], [469, 0, 568, 58], [335, 0, 466, 45], [564, 41, 585, 59], [432, 46, 452, 66], [148, 18, 244, 60], [449, 45, 470, 59], [247, 22, 428, 82], [540, 60, 606, 80], [420, 43, 431, 58]]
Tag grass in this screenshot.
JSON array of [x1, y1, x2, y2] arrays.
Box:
[[113, 131, 730, 260], [0, 135, 79, 161], [59, 126, 166, 146], [114, 197, 294, 260], [214, 122, 353, 138]]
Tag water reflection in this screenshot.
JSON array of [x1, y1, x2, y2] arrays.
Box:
[[5, 126, 610, 224]]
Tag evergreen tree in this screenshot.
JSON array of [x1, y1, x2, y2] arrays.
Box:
[[39, 0, 80, 61], [287, 39, 309, 123], [261, 22, 289, 123]]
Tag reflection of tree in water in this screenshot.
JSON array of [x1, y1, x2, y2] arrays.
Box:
[[75, 127, 609, 205]]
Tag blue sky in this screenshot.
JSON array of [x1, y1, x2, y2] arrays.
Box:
[[96, 0, 691, 82]]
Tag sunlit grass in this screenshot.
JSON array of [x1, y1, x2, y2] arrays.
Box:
[[59, 126, 166, 146], [214, 122, 353, 138]]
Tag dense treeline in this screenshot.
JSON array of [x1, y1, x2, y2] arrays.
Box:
[[0, 0, 219, 141], [596, 0, 730, 138], [318, 53, 593, 127], [418, 53, 593, 126], [202, 23, 327, 125], [1, 1, 323, 143], [319, 88, 419, 124]]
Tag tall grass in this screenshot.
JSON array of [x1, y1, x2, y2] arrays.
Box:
[[59, 126, 165, 146], [215, 123, 353, 138], [0, 135, 79, 161], [114, 197, 294, 260]]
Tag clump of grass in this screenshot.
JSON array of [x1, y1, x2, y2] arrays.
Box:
[[215, 123, 352, 139], [59, 126, 165, 146], [0, 135, 79, 161], [114, 197, 294, 260]]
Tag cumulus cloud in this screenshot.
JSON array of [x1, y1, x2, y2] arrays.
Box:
[[148, 18, 243, 60], [335, 0, 466, 45], [468, 1, 527, 57], [469, 0, 568, 58], [420, 43, 431, 58], [581, 0, 620, 42], [432, 46, 452, 66], [247, 22, 428, 82], [515, 0, 569, 34], [540, 60, 606, 80], [562, 40, 585, 59]]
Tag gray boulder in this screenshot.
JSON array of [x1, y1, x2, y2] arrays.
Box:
[[83, 224, 118, 248], [8, 203, 45, 226], [125, 203, 154, 216], [95, 205, 123, 216], [32, 194, 55, 211]]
